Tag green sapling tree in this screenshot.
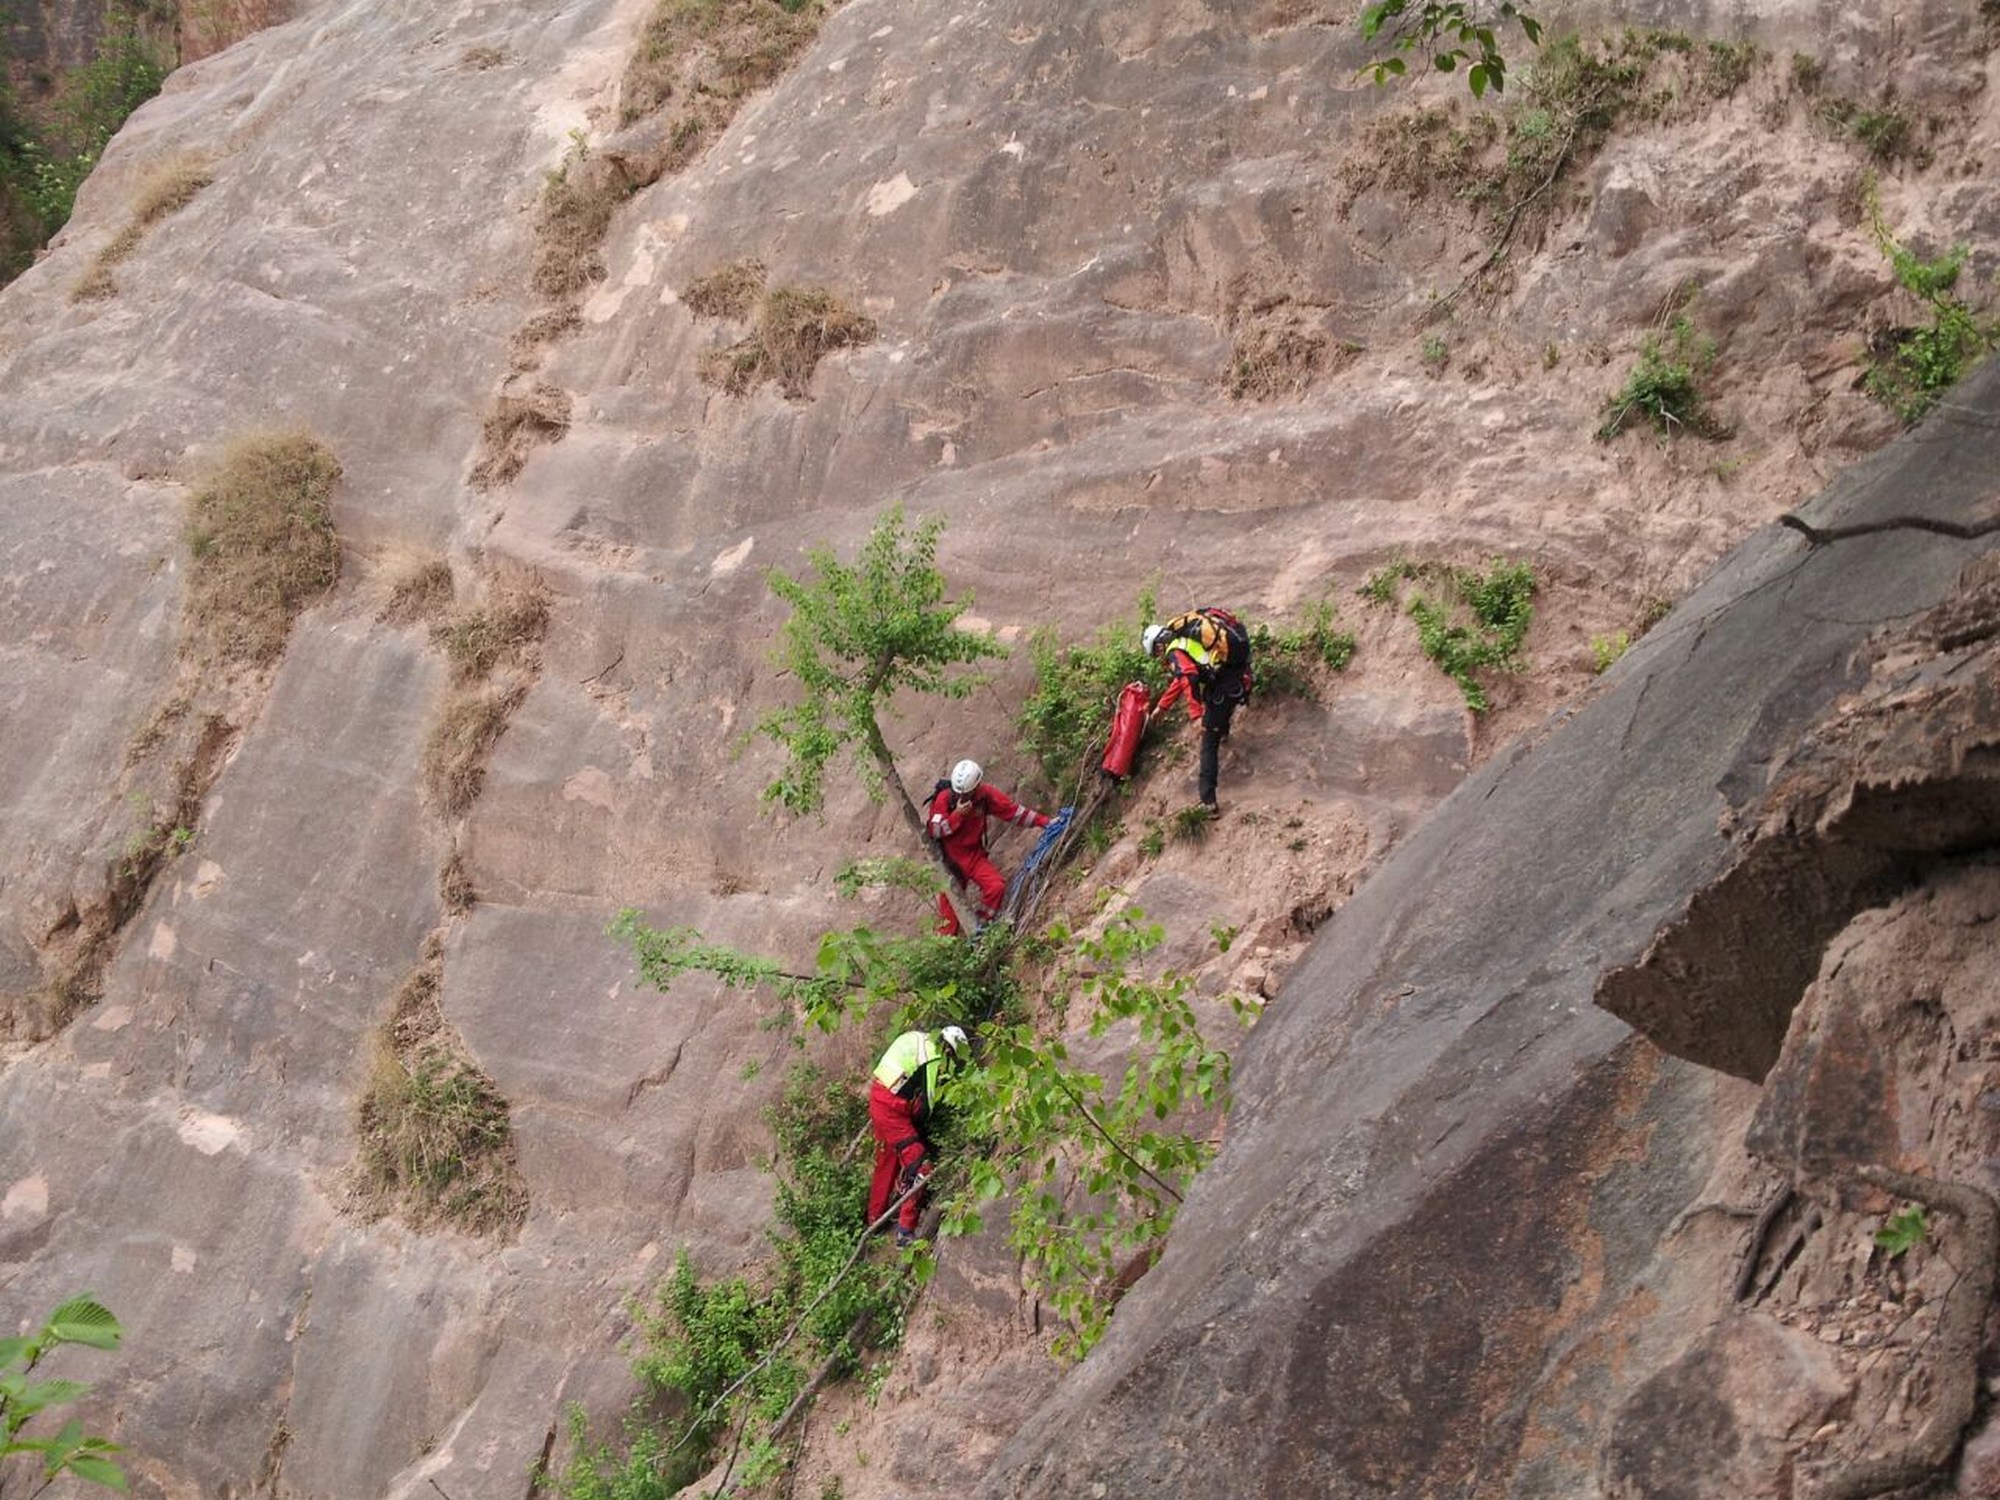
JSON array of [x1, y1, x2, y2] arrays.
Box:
[[757, 505, 1006, 929]]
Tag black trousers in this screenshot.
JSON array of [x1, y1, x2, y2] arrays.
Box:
[[1198, 692, 1240, 804]]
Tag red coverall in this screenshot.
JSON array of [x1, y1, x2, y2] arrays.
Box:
[[867, 1077, 932, 1234], [926, 782, 1049, 936]]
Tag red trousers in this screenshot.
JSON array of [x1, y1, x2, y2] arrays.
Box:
[[867, 1079, 929, 1233], [934, 850, 1006, 936]]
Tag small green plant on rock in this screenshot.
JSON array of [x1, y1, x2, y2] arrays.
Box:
[[1596, 315, 1725, 441], [1249, 600, 1357, 701], [1861, 188, 1991, 425], [1874, 1204, 1928, 1258], [1363, 558, 1536, 712], [1589, 631, 1631, 673]]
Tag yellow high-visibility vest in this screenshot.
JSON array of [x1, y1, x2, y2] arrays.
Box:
[[873, 1030, 944, 1097]]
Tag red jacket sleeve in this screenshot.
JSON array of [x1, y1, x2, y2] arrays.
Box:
[[1155, 651, 1203, 719], [977, 784, 1048, 829], [927, 787, 964, 840]]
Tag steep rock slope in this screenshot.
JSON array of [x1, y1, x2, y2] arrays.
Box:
[[0, 0, 1994, 1496], [986, 361, 2000, 1497]]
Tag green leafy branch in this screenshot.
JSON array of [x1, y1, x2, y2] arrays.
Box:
[[1, 1295, 127, 1494], [1359, 0, 1544, 97], [1861, 183, 1992, 426], [941, 910, 1248, 1359]]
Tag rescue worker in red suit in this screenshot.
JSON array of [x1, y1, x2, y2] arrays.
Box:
[[867, 1025, 968, 1247], [926, 759, 1051, 936], [1145, 609, 1253, 814]]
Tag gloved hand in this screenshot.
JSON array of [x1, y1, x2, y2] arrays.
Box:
[[917, 1159, 935, 1181]]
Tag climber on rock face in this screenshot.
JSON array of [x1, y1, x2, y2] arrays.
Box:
[[925, 758, 1050, 936], [866, 1025, 968, 1248], [1145, 607, 1254, 815]]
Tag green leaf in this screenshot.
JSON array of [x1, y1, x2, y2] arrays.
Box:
[[1875, 1205, 1927, 1258], [18, 1379, 91, 1409], [1468, 62, 1488, 96], [66, 1453, 130, 1491], [46, 1298, 121, 1351], [0, 1336, 32, 1370]]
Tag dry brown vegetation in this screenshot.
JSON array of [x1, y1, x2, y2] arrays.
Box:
[[439, 850, 475, 914], [72, 154, 214, 302], [22, 714, 233, 1040], [620, 0, 823, 127], [697, 284, 877, 398], [509, 306, 581, 371], [419, 565, 550, 815], [471, 385, 571, 488], [531, 148, 622, 301], [682, 258, 767, 319], [354, 941, 527, 1236], [1228, 312, 1342, 401], [423, 680, 526, 816], [430, 568, 552, 683], [378, 553, 455, 626], [183, 431, 342, 668]]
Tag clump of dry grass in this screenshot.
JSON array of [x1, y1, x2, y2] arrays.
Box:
[[471, 385, 571, 488], [72, 154, 215, 303], [620, 0, 823, 127], [355, 945, 527, 1236], [439, 850, 475, 914], [422, 680, 526, 816], [461, 44, 509, 70], [532, 147, 622, 301], [183, 431, 342, 668], [1228, 315, 1338, 401], [698, 284, 877, 398], [509, 306, 582, 372], [378, 553, 455, 625], [682, 258, 766, 319], [431, 567, 551, 683]]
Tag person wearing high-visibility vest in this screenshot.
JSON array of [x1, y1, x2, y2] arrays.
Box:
[[1145, 607, 1253, 814], [866, 1025, 968, 1247]]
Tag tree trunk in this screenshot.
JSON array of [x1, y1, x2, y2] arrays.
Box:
[[860, 700, 978, 933]]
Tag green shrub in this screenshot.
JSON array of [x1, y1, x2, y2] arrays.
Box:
[[1862, 188, 1991, 425], [587, 1060, 909, 1492], [1365, 558, 1537, 711], [1597, 315, 1724, 440], [1016, 591, 1162, 797], [0, 20, 167, 248], [1590, 631, 1630, 672], [1249, 600, 1356, 700]]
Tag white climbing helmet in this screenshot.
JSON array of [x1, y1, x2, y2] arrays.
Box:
[[1142, 623, 1167, 656], [940, 1025, 969, 1055], [950, 759, 983, 795]]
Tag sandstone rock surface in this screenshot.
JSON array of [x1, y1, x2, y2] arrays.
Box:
[[1, 0, 1998, 1495]]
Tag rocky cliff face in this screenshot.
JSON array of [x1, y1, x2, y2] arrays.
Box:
[[1, 0, 1997, 1495]]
